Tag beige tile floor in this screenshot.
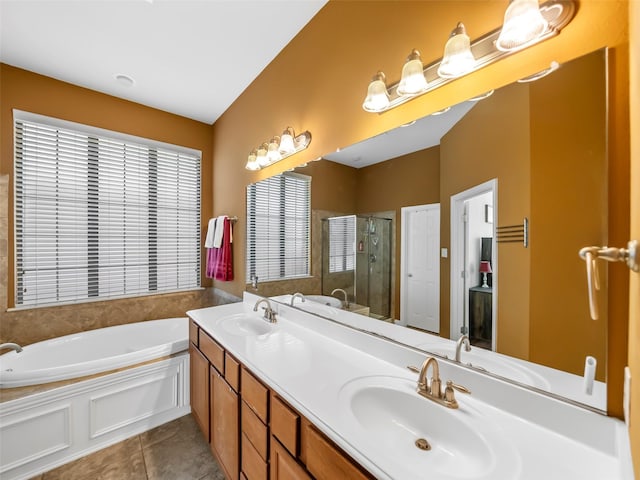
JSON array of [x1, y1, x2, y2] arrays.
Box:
[[30, 415, 224, 480]]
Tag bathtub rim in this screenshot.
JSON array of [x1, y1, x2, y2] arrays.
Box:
[[0, 317, 188, 389]]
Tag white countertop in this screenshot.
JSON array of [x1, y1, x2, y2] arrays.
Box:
[[187, 293, 633, 480]]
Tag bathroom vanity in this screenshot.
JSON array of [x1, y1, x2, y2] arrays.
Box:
[[187, 293, 633, 480]]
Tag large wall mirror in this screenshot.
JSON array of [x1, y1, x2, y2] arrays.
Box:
[[246, 48, 608, 411]]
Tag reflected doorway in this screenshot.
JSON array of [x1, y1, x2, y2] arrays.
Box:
[[450, 180, 496, 350]]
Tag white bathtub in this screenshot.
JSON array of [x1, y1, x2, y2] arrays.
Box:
[[0, 317, 188, 388]]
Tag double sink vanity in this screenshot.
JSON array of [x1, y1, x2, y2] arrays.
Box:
[[187, 292, 633, 480]]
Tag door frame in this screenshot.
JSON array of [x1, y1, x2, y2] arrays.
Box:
[[450, 179, 497, 347], [399, 203, 440, 328]]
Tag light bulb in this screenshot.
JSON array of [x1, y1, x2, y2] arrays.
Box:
[[245, 150, 259, 170], [279, 128, 296, 155], [397, 49, 428, 96], [438, 22, 475, 78], [256, 143, 269, 166], [267, 137, 282, 162], [496, 0, 548, 52], [362, 71, 390, 112]]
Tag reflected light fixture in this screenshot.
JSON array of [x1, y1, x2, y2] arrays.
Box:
[[245, 127, 312, 170], [397, 49, 428, 96], [363, 72, 390, 112], [362, 0, 575, 114], [517, 60, 560, 82], [496, 0, 548, 52], [437, 22, 475, 78]]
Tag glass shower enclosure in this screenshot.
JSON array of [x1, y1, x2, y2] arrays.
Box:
[[322, 215, 392, 319]]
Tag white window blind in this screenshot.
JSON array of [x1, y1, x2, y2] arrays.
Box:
[[14, 113, 201, 307], [246, 172, 310, 282], [328, 215, 355, 273]]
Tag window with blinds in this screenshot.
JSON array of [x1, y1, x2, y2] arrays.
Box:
[[327, 215, 355, 273], [14, 112, 201, 307], [246, 172, 310, 283]]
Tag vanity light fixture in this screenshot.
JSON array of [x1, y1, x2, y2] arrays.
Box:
[[437, 22, 475, 79], [397, 49, 429, 96], [495, 0, 549, 52], [362, 0, 575, 114], [245, 127, 312, 170], [362, 71, 391, 112], [516, 60, 560, 82]]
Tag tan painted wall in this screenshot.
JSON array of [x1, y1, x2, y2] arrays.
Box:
[[0, 64, 215, 344], [628, 1, 639, 477], [529, 50, 608, 379], [212, 1, 630, 418], [441, 84, 531, 359]]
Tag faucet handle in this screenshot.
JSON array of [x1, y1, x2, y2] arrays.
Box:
[[443, 380, 471, 407]]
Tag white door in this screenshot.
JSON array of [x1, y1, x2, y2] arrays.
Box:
[[401, 204, 440, 332]]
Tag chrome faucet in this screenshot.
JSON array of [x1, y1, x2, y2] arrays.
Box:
[[290, 292, 306, 306], [0, 343, 23, 353], [415, 356, 470, 409], [331, 288, 350, 308], [253, 298, 277, 323], [455, 334, 472, 362]]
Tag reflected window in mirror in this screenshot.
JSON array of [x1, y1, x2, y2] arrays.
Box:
[[246, 172, 311, 282], [328, 215, 356, 273]]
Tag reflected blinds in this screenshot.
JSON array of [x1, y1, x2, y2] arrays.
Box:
[[328, 215, 355, 273], [246, 172, 310, 282], [14, 113, 201, 307]]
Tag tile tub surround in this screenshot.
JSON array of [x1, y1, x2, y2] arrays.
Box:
[[34, 415, 224, 480], [188, 293, 634, 480]]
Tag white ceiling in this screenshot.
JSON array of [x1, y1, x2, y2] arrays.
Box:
[[0, 0, 328, 124], [323, 101, 478, 168]]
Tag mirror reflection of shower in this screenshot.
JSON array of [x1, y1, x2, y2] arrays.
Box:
[[322, 215, 392, 319]]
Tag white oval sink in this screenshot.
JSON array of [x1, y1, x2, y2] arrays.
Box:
[[417, 344, 551, 390], [219, 314, 274, 336], [338, 376, 520, 480]]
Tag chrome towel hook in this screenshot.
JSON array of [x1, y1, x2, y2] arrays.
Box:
[[579, 240, 639, 320]]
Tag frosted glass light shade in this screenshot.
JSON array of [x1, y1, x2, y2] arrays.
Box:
[[437, 22, 475, 78], [496, 0, 548, 51], [245, 150, 259, 170], [267, 137, 282, 162], [279, 128, 296, 155], [397, 49, 428, 96], [256, 144, 269, 166], [362, 72, 390, 112]]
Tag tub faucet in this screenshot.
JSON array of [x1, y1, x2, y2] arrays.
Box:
[[290, 292, 306, 306], [0, 343, 23, 353], [416, 356, 470, 409], [253, 298, 277, 323], [455, 335, 472, 362], [331, 288, 350, 308]]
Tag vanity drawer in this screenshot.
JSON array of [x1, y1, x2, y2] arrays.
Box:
[[189, 319, 199, 346], [241, 401, 268, 460], [241, 367, 269, 422], [304, 423, 372, 480], [241, 432, 268, 480], [271, 394, 299, 456], [225, 352, 240, 392], [199, 330, 224, 373]]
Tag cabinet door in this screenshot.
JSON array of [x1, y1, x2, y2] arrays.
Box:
[[190, 344, 209, 440], [211, 367, 239, 480], [271, 437, 311, 480]]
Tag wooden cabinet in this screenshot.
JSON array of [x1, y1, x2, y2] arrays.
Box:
[[211, 367, 239, 480], [189, 344, 209, 440], [189, 319, 374, 480], [271, 437, 311, 480], [469, 286, 492, 348]]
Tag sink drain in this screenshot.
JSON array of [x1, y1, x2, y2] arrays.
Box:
[[415, 438, 431, 451]]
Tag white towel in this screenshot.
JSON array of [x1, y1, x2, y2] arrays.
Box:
[[213, 215, 227, 248], [204, 218, 217, 248]]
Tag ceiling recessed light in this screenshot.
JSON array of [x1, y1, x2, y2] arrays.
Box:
[[114, 74, 135, 87]]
